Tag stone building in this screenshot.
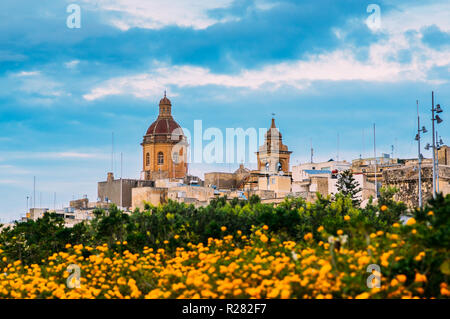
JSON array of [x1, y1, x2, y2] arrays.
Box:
[[132, 185, 215, 210], [438, 145, 450, 165], [383, 164, 450, 207], [141, 93, 188, 180], [98, 172, 154, 209], [204, 164, 251, 190]]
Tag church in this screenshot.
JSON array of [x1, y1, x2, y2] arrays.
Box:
[[141, 93, 188, 181]]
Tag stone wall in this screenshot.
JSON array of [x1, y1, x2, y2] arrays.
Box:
[[131, 187, 167, 210], [204, 172, 236, 189], [383, 164, 450, 207], [98, 173, 154, 209]]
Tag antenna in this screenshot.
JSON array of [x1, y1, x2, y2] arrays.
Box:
[[310, 138, 313, 164], [337, 132, 340, 162], [54, 192, 56, 210], [362, 128, 365, 159], [120, 152, 123, 209], [373, 123, 377, 198], [111, 132, 114, 174], [33, 176, 36, 209]]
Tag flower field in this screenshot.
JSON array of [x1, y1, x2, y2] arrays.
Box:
[[0, 191, 449, 299]]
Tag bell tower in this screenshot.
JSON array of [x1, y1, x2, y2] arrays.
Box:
[[256, 118, 292, 174]]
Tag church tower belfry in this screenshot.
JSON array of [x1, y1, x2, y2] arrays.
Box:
[[256, 117, 292, 174]]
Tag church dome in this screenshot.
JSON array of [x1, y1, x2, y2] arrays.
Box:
[[144, 93, 184, 139], [146, 117, 182, 135]]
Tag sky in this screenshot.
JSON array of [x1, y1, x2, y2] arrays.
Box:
[[0, 0, 449, 222]]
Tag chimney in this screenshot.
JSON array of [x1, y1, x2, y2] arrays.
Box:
[[107, 172, 114, 182]]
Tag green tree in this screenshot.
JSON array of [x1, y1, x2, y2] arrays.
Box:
[[336, 170, 362, 206]]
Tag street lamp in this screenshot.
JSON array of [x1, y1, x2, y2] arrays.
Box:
[[416, 100, 427, 208], [436, 134, 445, 193], [431, 91, 444, 198]]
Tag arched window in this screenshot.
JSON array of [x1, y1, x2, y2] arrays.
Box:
[[277, 161, 282, 172], [146, 153, 150, 166], [158, 152, 164, 165]]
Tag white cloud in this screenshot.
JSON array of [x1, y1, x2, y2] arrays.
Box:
[[0, 151, 108, 161], [80, 0, 449, 101], [65, 60, 80, 69], [381, 1, 450, 33], [81, 0, 234, 30], [14, 71, 40, 77], [83, 42, 449, 101]]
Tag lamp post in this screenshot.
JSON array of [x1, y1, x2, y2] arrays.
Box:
[[436, 132, 444, 193], [430, 91, 444, 198], [415, 100, 427, 208]]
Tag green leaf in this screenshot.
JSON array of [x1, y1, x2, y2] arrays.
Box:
[[440, 259, 450, 275]]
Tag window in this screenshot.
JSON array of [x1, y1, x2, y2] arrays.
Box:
[[146, 153, 150, 166], [158, 152, 164, 165], [272, 178, 276, 184], [277, 162, 282, 171]]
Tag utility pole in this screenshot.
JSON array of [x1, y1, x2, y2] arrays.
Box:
[[373, 123, 377, 198], [429, 91, 444, 198], [431, 92, 436, 198], [436, 130, 440, 193], [415, 100, 427, 208], [120, 152, 123, 209]]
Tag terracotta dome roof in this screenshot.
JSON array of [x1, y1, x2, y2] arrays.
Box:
[[146, 117, 182, 136], [159, 96, 171, 106]]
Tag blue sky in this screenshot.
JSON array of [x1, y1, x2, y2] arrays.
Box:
[[0, 0, 449, 221]]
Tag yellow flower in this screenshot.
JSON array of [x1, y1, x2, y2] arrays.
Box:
[[344, 215, 350, 221], [427, 211, 434, 216], [337, 230, 343, 236], [355, 292, 370, 299], [414, 273, 427, 283], [380, 205, 388, 211], [396, 274, 407, 283], [221, 226, 227, 232], [263, 225, 269, 230], [317, 226, 324, 232], [260, 234, 268, 243], [406, 218, 416, 226], [414, 252, 425, 261], [303, 233, 313, 241], [393, 223, 400, 228], [390, 279, 399, 287]]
